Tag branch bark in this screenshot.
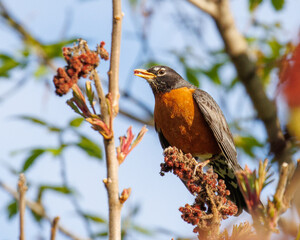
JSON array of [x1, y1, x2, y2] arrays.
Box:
[[187, 0, 292, 166], [108, 0, 122, 114], [100, 1, 123, 240], [51, 217, 60, 240], [18, 174, 27, 240]]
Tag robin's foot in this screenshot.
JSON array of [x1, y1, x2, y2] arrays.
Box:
[[193, 159, 210, 176]]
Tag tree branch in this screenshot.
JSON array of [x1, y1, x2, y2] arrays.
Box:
[[101, 0, 124, 240], [108, 0, 123, 114], [188, 0, 292, 166], [18, 174, 27, 240], [51, 217, 60, 240], [0, 180, 89, 240], [282, 160, 300, 212], [187, 0, 217, 18]]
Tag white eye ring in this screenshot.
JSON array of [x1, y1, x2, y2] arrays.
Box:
[[157, 68, 166, 76]]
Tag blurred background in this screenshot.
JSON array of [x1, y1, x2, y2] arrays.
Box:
[[0, 0, 300, 239]]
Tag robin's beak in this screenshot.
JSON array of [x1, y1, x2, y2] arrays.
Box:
[[134, 69, 156, 81]]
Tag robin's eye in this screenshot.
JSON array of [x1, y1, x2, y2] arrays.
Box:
[[158, 69, 166, 76]]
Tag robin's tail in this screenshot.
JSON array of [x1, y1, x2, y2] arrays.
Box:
[[209, 156, 247, 216]]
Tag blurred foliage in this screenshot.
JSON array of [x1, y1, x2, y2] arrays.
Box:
[[14, 115, 103, 174], [0, 54, 21, 77], [249, 0, 285, 11]]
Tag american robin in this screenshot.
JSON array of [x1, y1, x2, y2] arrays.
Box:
[[134, 65, 246, 215]]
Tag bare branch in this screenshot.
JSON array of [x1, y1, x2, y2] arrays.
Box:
[[188, 0, 292, 166], [274, 162, 289, 207], [187, 0, 217, 18], [0, 180, 89, 240], [282, 160, 300, 212], [18, 174, 27, 240], [108, 0, 123, 114], [102, 1, 124, 240], [51, 217, 60, 240]]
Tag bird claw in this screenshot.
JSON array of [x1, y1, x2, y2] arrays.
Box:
[[193, 159, 210, 176]]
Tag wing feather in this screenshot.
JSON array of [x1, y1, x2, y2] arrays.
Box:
[[192, 89, 241, 172]]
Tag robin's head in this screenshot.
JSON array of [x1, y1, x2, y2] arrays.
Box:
[[134, 66, 193, 94]]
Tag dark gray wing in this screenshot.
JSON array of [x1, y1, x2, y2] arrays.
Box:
[[193, 89, 241, 172], [155, 124, 170, 149]]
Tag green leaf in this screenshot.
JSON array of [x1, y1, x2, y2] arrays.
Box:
[[22, 149, 46, 172], [91, 232, 108, 238], [132, 224, 153, 236], [41, 39, 76, 59], [128, 0, 138, 7], [201, 63, 223, 85], [67, 100, 84, 117], [18, 116, 47, 126], [0, 54, 20, 77], [82, 213, 107, 224], [249, 0, 263, 11], [234, 135, 264, 158], [185, 67, 199, 87], [76, 136, 102, 160], [46, 145, 67, 156], [30, 209, 42, 223], [37, 185, 73, 202], [268, 38, 282, 58], [18, 116, 62, 132], [6, 200, 18, 219], [69, 117, 84, 127], [271, 0, 284, 10], [227, 76, 239, 90], [34, 65, 48, 79]]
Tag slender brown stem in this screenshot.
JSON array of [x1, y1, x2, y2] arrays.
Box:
[[0, 180, 89, 240], [274, 162, 289, 207], [18, 174, 27, 240], [283, 160, 300, 212], [98, 1, 123, 240], [108, 0, 122, 114], [51, 217, 60, 240]]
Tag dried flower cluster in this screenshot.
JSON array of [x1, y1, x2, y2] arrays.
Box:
[[160, 147, 238, 239], [53, 39, 109, 96], [98, 41, 109, 61]]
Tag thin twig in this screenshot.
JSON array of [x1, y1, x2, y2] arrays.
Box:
[[108, 0, 123, 114], [0, 180, 89, 240], [51, 217, 60, 240], [274, 162, 289, 207], [18, 174, 27, 240], [101, 0, 124, 239], [187, 0, 217, 18], [282, 160, 300, 212]]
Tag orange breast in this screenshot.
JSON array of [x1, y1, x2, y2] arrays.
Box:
[[154, 87, 220, 156]]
